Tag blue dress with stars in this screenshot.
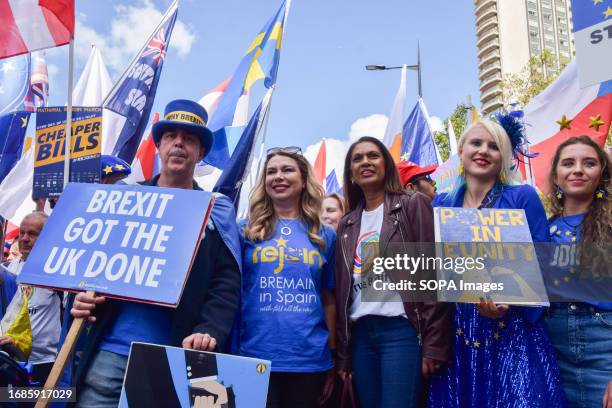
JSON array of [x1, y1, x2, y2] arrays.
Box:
[[428, 184, 566, 408]]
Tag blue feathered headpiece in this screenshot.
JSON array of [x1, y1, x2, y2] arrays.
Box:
[[494, 110, 537, 163]]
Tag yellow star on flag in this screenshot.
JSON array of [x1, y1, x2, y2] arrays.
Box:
[[115, 164, 125, 171], [103, 165, 114, 175], [498, 321, 505, 329], [493, 332, 500, 340], [21, 116, 27, 128], [553, 279, 560, 286], [604, 6, 612, 18], [557, 115, 572, 130], [456, 328, 463, 336], [274, 236, 288, 247], [588, 114, 605, 131], [473, 340, 480, 348], [464, 339, 470, 346], [563, 276, 570, 283], [400, 152, 408, 161], [565, 230, 571, 236]]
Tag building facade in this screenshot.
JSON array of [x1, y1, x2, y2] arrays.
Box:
[[475, 0, 574, 114]]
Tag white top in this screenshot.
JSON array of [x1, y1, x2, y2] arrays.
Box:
[[349, 204, 406, 321], [21, 285, 61, 365]]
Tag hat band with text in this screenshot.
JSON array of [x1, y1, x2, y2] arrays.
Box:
[[163, 110, 206, 126]]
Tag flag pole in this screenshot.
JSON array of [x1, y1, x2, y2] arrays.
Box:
[[63, 40, 74, 190], [254, 0, 292, 181]]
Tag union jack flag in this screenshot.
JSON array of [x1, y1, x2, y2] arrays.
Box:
[[103, 0, 177, 163], [142, 28, 167, 63]]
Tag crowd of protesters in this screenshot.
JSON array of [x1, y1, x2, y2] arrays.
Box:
[[0, 98, 611, 408]]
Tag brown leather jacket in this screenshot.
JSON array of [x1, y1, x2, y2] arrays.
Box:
[[334, 191, 453, 371]]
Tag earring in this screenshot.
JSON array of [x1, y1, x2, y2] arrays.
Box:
[[499, 173, 506, 184], [555, 186, 563, 200], [595, 186, 606, 199], [458, 163, 464, 176]]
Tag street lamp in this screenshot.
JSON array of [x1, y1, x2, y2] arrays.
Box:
[[366, 46, 423, 97]]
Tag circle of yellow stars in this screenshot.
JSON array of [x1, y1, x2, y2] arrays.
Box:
[[103, 163, 127, 175], [456, 319, 507, 349]]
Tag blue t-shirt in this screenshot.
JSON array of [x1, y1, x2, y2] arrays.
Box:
[[239, 219, 335, 372], [99, 302, 173, 356], [549, 213, 612, 311], [0, 267, 17, 319]]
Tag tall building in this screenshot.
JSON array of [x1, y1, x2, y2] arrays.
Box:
[[475, 0, 574, 114]]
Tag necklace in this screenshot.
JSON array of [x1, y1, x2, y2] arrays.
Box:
[[278, 218, 296, 236], [560, 212, 583, 236]]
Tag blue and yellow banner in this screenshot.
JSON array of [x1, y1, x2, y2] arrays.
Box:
[[33, 106, 102, 198], [434, 207, 549, 305]]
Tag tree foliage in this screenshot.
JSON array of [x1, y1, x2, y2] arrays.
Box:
[[498, 49, 566, 109], [434, 103, 469, 162]]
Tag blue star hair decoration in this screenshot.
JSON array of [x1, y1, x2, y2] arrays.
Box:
[[494, 109, 538, 164]]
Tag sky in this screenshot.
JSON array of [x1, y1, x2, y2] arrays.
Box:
[[42, 0, 481, 178]]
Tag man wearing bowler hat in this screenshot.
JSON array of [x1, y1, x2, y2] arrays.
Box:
[[68, 100, 242, 406]]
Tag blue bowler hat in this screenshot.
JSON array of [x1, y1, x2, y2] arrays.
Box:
[[101, 155, 131, 177], [152, 99, 214, 156]]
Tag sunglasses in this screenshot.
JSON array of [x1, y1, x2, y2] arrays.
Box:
[[267, 146, 302, 156], [411, 175, 435, 185]]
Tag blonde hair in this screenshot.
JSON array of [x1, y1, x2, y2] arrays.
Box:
[[458, 119, 521, 185], [244, 152, 326, 250]]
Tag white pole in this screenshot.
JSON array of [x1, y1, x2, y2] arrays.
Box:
[[63, 40, 74, 189]]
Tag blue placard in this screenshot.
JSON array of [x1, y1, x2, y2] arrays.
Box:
[[433, 207, 548, 305], [34, 107, 102, 198], [18, 183, 214, 307], [119, 343, 271, 408]]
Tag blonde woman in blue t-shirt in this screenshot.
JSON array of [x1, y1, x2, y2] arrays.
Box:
[[240, 147, 336, 408]]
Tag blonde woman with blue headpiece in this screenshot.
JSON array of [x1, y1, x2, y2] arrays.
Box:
[[428, 113, 565, 407]]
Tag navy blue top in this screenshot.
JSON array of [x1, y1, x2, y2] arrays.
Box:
[[549, 213, 612, 311]]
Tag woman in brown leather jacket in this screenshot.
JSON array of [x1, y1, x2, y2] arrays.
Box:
[[334, 136, 452, 407]]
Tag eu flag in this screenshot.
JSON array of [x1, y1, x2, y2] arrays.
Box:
[[205, 0, 287, 169], [214, 93, 269, 206], [0, 111, 30, 183], [401, 99, 440, 167], [0, 54, 31, 115]]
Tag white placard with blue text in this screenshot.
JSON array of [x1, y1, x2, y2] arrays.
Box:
[[18, 183, 214, 307], [571, 0, 612, 87]]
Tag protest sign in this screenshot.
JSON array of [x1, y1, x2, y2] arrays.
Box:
[[571, 0, 612, 87], [434, 207, 548, 305], [119, 343, 271, 408], [18, 183, 214, 306], [33, 107, 102, 198]]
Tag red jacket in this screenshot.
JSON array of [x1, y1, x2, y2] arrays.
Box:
[[334, 191, 453, 371]]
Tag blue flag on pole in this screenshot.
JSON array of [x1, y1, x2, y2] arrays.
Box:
[[104, 1, 177, 164], [205, 0, 287, 169], [0, 111, 30, 183], [401, 98, 440, 166], [325, 169, 342, 194], [0, 54, 31, 115], [214, 94, 269, 205]]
